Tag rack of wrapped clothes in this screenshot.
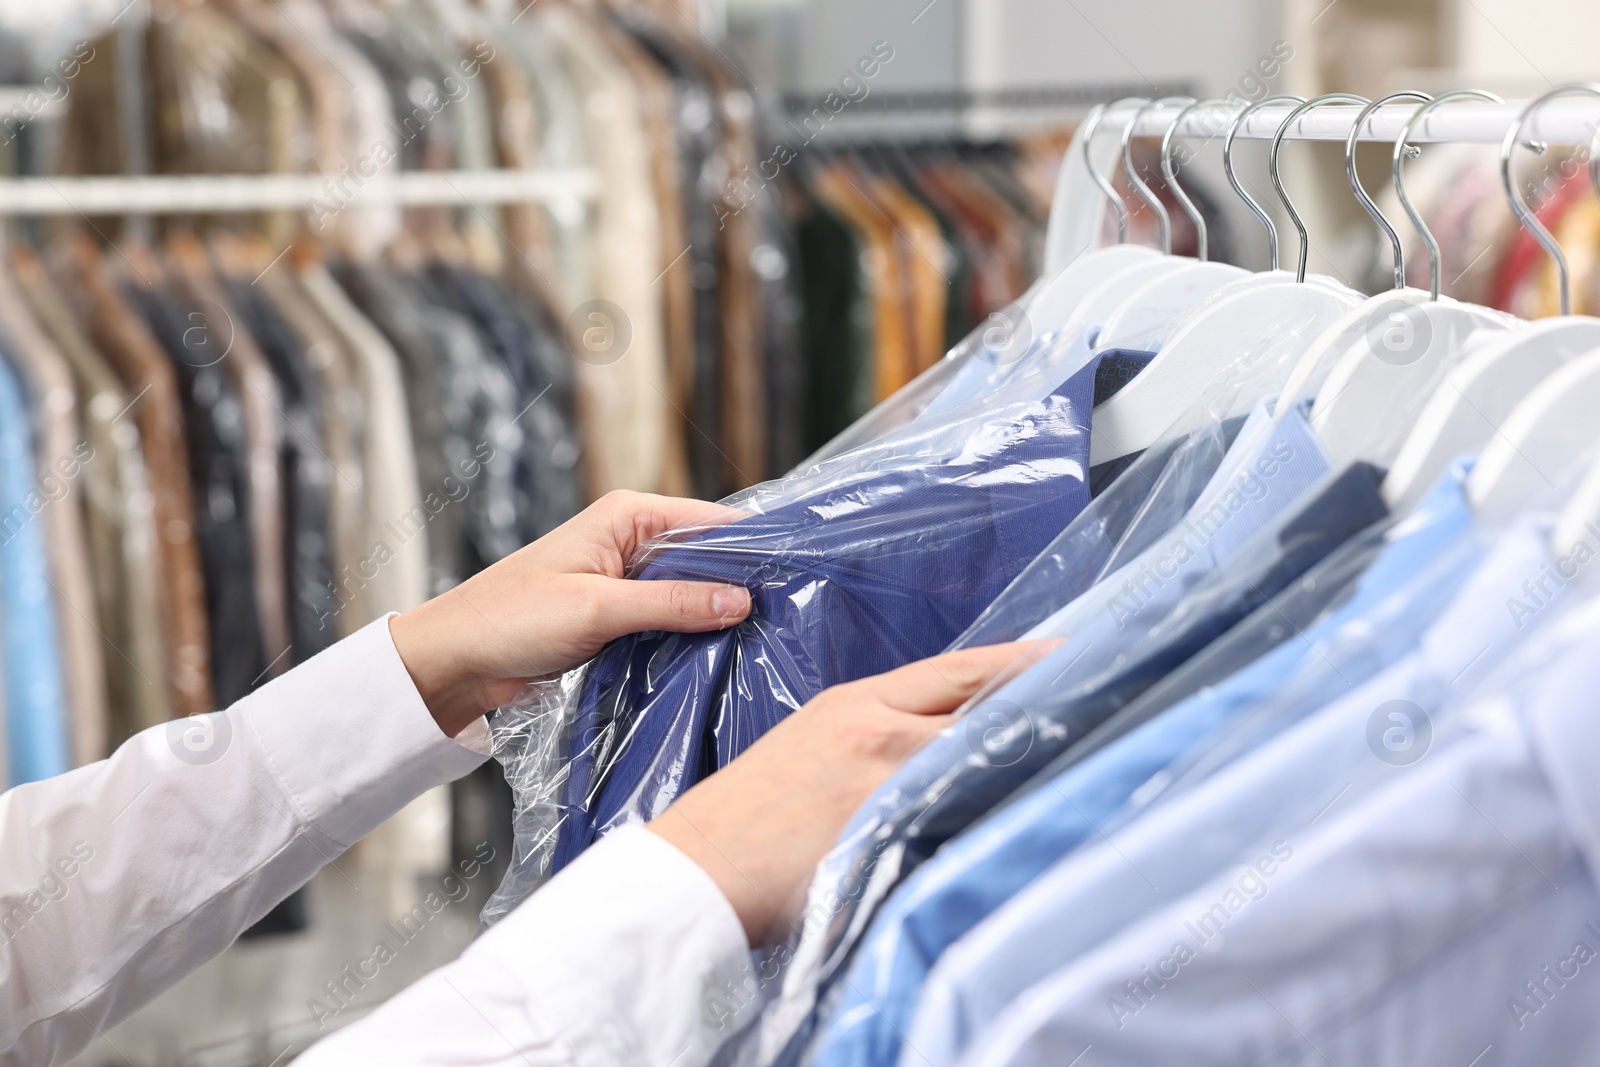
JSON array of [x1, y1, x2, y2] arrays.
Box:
[[485, 85, 1600, 1066]]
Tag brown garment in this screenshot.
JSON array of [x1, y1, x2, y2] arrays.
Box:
[[0, 272, 109, 764], [867, 172, 949, 376], [58, 235, 213, 719], [689, 30, 766, 490], [12, 249, 171, 738], [165, 236, 292, 677]]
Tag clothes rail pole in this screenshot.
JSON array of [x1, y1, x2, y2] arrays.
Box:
[[1123, 98, 1600, 144], [0, 168, 599, 215]]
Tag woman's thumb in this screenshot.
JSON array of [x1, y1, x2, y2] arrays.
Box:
[[600, 579, 752, 638]]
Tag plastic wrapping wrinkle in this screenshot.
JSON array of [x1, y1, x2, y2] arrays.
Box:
[[482, 344, 1138, 925], [948, 515, 1562, 1067], [737, 398, 1340, 1065], [894, 464, 1482, 1067], [782, 461, 1393, 1067]]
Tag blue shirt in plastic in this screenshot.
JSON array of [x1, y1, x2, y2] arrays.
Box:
[[755, 400, 1344, 1065], [549, 348, 1150, 873]]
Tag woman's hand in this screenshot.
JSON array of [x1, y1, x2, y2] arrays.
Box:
[[389, 491, 752, 738], [648, 642, 1046, 947]]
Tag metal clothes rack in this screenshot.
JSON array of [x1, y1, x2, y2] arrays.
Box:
[[1121, 98, 1600, 145], [0, 167, 599, 215]]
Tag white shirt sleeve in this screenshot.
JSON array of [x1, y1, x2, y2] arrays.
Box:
[[0, 615, 490, 1067], [294, 824, 756, 1067]]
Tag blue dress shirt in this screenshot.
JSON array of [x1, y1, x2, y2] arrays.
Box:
[[550, 348, 1137, 873], [947, 514, 1558, 1067]]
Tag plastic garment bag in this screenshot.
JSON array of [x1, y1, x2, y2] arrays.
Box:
[[811, 463, 1480, 1067], [951, 514, 1562, 1067], [731, 296, 1376, 1066], [482, 337, 1139, 925]]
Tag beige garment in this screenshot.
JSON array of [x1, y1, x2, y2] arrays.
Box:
[[536, 4, 674, 499], [295, 263, 430, 617], [12, 250, 171, 738], [0, 272, 109, 764], [225, 0, 398, 255], [166, 236, 292, 676], [586, 8, 694, 497], [252, 262, 371, 634]]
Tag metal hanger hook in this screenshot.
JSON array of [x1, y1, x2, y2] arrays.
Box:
[[1161, 98, 1231, 261], [1122, 96, 1191, 254], [1345, 91, 1433, 291], [1395, 89, 1504, 302], [1224, 95, 1305, 270], [1271, 94, 1369, 283], [1081, 98, 1149, 244], [1500, 83, 1600, 316]]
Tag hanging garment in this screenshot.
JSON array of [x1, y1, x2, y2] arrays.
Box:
[[255, 260, 370, 635], [64, 238, 214, 718], [0, 341, 69, 783], [811, 463, 1479, 1067], [0, 270, 107, 765], [953, 511, 1580, 1067], [167, 239, 293, 678], [219, 263, 338, 666], [125, 267, 268, 706]]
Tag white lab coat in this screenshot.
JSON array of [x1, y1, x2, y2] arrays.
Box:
[[0, 616, 752, 1067]]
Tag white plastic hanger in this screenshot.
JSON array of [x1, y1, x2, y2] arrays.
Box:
[[1389, 85, 1600, 512], [1310, 91, 1516, 471], [1090, 95, 1367, 464]]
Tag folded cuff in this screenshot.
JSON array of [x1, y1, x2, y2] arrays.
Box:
[[473, 824, 754, 1067]]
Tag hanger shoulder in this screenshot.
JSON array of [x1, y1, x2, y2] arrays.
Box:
[[1310, 301, 1511, 470], [1023, 244, 1161, 331], [1095, 260, 1251, 350], [1277, 289, 1432, 404], [1385, 317, 1600, 512], [1468, 348, 1600, 523]]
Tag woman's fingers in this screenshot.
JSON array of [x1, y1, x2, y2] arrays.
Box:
[[857, 641, 1055, 716]]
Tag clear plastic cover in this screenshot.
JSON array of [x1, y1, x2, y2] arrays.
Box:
[[482, 315, 1130, 926], [725, 290, 1371, 1066]]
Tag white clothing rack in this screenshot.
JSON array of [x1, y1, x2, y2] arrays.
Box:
[[1123, 98, 1600, 146], [0, 167, 599, 215]]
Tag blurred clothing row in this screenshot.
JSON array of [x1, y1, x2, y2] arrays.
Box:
[[789, 136, 1228, 450], [0, 232, 577, 794]]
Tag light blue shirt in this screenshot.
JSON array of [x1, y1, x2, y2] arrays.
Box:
[[947, 515, 1565, 1067], [0, 347, 68, 784], [750, 400, 1334, 1065], [805, 463, 1477, 1067], [960, 561, 1600, 1067]]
